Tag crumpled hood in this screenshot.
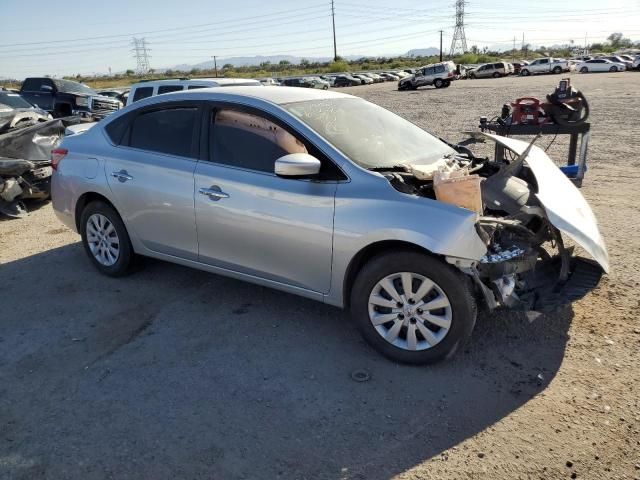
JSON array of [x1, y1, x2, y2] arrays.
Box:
[[483, 134, 609, 273]]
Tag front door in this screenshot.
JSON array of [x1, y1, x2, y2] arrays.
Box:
[[105, 104, 200, 260], [194, 107, 337, 294]]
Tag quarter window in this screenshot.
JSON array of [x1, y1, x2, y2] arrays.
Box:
[[131, 87, 153, 103], [158, 85, 184, 94], [130, 107, 197, 157], [210, 109, 307, 173]]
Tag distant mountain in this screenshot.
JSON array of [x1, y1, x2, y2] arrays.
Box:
[[405, 48, 440, 57]]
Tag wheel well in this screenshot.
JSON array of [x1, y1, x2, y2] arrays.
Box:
[[74, 192, 117, 231], [342, 240, 435, 309], [54, 103, 72, 116]]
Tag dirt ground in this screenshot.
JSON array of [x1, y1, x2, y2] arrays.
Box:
[[1, 72, 639, 480]]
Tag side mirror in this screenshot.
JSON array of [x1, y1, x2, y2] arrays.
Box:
[[274, 153, 321, 178], [40, 85, 53, 92]]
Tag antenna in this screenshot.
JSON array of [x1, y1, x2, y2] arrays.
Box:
[[449, 0, 468, 57], [131, 37, 152, 75]]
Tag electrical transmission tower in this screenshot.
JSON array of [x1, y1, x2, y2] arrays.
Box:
[[449, 0, 468, 57], [131, 37, 151, 74]]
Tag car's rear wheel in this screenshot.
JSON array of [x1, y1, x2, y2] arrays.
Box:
[[609, 66, 618, 72], [553, 66, 562, 74], [434, 78, 444, 88], [443, 80, 451, 88], [580, 67, 588, 73], [492, 72, 501, 78], [469, 73, 476, 79], [350, 252, 476, 364], [80, 201, 134, 277]]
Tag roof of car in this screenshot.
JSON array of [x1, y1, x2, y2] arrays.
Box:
[[127, 86, 353, 109], [130, 78, 260, 88]]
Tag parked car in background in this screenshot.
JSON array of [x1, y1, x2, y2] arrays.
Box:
[[599, 56, 632, 70], [282, 78, 310, 88], [360, 73, 384, 83], [520, 58, 570, 76], [468, 62, 510, 79], [633, 56, 640, 70], [351, 74, 373, 85], [379, 73, 399, 81], [51, 86, 608, 365], [127, 78, 261, 105], [398, 61, 456, 90], [259, 78, 280, 86], [97, 89, 130, 105], [577, 58, 626, 73], [333, 75, 361, 87], [392, 71, 410, 79], [512, 61, 529, 75], [20, 78, 121, 119], [305, 77, 330, 90]]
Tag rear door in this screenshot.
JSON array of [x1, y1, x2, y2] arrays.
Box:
[[193, 104, 339, 294], [105, 102, 201, 260]]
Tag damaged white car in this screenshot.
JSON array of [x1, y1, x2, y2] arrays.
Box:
[[51, 87, 608, 364]]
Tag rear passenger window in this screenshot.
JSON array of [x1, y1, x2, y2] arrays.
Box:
[[425, 67, 436, 75], [493, 63, 503, 68], [210, 109, 307, 173], [435, 65, 445, 73], [130, 108, 197, 157], [131, 87, 153, 103], [158, 85, 184, 94]]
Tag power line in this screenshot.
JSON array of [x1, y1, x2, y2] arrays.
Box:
[[449, 0, 468, 56]]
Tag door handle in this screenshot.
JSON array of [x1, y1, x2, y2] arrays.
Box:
[[198, 186, 229, 201], [111, 170, 133, 182]]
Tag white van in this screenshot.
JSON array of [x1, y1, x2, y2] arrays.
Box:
[[126, 78, 261, 106]]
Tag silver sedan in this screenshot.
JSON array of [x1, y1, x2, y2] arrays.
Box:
[[51, 86, 608, 364]]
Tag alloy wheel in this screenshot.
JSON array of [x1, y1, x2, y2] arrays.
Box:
[[86, 213, 120, 266], [368, 272, 452, 351]]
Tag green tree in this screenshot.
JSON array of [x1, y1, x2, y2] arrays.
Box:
[[279, 60, 290, 66], [125, 69, 134, 76], [328, 60, 348, 72]]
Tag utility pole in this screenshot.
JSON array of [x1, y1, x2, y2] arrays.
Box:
[[512, 36, 516, 61], [212, 56, 218, 77], [439, 30, 443, 61], [331, 0, 338, 61]]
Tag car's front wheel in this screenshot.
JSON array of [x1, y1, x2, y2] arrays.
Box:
[[434, 78, 444, 88], [609, 66, 618, 72], [580, 67, 588, 73], [350, 252, 476, 364], [80, 201, 134, 276], [520, 69, 530, 76], [553, 66, 562, 74]]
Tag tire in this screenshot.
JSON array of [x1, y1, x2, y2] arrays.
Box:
[[609, 66, 617, 72], [443, 80, 451, 88], [323, 85, 328, 90], [492, 72, 500, 78], [553, 66, 562, 74], [434, 78, 444, 88], [580, 67, 588, 73], [521, 69, 530, 76], [80, 201, 135, 277], [350, 251, 477, 365], [469, 73, 476, 79]]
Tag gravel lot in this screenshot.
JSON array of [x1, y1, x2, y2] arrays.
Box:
[[1, 72, 639, 480]]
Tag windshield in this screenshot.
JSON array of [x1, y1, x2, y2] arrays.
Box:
[[0, 92, 33, 109], [283, 98, 455, 169], [53, 79, 96, 95]]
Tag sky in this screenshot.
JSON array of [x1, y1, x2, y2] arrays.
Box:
[[1, 0, 639, 79]]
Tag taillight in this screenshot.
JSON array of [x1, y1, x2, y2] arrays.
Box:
[[51, 148, 68, 170]]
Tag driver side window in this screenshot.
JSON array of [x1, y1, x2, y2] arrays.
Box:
[[209, 109, 308, 173]]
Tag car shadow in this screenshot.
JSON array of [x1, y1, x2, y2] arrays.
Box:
[[0, 243, 573, 480]]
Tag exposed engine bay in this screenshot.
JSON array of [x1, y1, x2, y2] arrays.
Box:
[[375, 134, 606, 313]]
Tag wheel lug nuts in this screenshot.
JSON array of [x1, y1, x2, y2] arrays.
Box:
[[398, 314, 405, 319], [417, 308, 423, 314], [396, 302, 403, 308], [408, 299, 415, 304], [410, 318, 417, 324]]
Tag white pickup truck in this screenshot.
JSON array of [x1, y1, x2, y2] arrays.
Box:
[[520, 58, 570, 76]]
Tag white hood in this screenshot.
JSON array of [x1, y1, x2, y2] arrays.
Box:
[[483, 134, 609, 273]]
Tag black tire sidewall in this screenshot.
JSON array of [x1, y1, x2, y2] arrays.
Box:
[[80, 201, 133, 277], [350, 252, 477, 364], [434, 79, 443, 88]]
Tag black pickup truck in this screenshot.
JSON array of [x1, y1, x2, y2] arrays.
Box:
[[19, 78, 121, 120]]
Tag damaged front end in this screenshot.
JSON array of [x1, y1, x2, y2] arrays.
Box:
[[0, 116, 81, 218], [379, 134, 608, 313]]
